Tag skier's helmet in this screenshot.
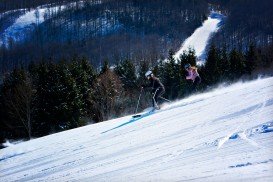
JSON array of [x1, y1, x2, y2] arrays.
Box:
[[145, 70, 153, 78], [184, 63, 191, 69]]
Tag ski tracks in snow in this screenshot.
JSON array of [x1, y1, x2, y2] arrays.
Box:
[[1, 78, 273, 181], [217, 90, 268, 149]]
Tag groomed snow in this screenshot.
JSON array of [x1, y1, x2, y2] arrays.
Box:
[[1, 77, 273, 181], [174, 12, 224, 63]]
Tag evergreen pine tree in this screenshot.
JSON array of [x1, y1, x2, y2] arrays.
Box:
[[70, 58, 97, 117], [163, 50, 181, 99], [179, 48, 197, 66], [245, 43, 258, 75], [229, 49, 246, 80], [138, 60, 150, 84], [114, 59, 137, 90], [58, 62, 84, 129], [34, 62, 84, 134], [205, 45, 220, 84], [32, 62, 50, 136], [218, 46, 231, 81], [187, 48, 197, 66]]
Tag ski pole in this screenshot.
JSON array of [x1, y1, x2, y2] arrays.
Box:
[[135, 88, 143, 114], [159, 96, 171, 102]]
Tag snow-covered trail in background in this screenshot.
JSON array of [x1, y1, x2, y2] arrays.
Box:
[[174, 12, 224, 64], [0, 1, 100, 45], [0, 6, 62, 45], [1, 77, 273, 181]]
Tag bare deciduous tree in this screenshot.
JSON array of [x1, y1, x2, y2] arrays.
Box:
[[3, 73, 35, 139]]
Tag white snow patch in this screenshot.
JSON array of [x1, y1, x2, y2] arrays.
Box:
[[2, 141, 15, 148], [0, 6, 65, 45], [2, 140, 24, 148], [0, 0, 102, 45], [174, 12, 224, 64]]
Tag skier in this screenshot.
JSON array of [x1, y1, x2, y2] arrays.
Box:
[[184, 63, 201, 91], [141, 70, 165, 110]]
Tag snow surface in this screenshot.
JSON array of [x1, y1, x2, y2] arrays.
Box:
[[174, 12, 224, 64], [1, 77, 273, 181]]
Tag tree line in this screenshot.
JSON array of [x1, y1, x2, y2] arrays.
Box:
[[0, 0, 208, 73], [1, 42, 273, 146], [2, 0, 273, 74]]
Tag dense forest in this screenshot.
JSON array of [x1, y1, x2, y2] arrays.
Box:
[[209, 0, 273, 50], [1, 0, 272, 74], [1, 0, 273, 73], [0, 0, 208, 73]]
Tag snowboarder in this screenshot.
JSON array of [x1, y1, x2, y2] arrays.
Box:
[[141, 70, 165, 110], [184, 63, 201, 91]]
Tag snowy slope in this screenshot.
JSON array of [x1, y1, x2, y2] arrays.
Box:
[[0, 6, 63, 45], [174, 12, 224, 64], [0, 1, 100, 45], [1, 77, 273, 181]]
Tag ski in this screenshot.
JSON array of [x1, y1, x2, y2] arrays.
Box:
[[132, 114, 142, 118], [132, 108, 157, 118]]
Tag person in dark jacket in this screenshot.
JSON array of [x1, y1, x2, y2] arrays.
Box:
[[141, 70, 165, 109]]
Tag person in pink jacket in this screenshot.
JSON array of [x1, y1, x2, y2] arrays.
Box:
[[184, 63, 201, 91]]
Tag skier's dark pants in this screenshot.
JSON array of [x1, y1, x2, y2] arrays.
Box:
[[192, 76, 201, 91], [152, 87, 165, 107]]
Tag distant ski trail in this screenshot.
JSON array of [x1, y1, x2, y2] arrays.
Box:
[[174, 12, 224, 62]]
